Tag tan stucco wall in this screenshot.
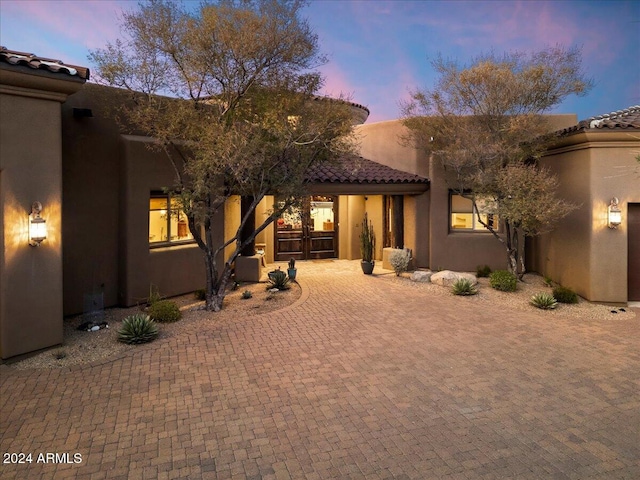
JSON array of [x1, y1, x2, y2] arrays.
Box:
[[61, 86, 214, 312], [428, 158, 506, 272], [356, 120, 429, 177], [534, 131, 640, 303], [255, 195, 275, 264], [404, 193, 430, 268], [1, 85, 67, 358], [119, 136, 208, 306], [61, 89, 121, 314]]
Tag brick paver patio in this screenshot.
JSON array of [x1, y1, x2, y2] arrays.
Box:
[[1, 260, 639, 479]]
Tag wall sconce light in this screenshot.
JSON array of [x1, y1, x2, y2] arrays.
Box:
[[608, 197, 622, 229], [29, 201, 47, 246]]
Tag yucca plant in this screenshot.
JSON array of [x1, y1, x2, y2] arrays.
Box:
[[117, 314, 159, 344], [241, 290, 253, 299], [452, 278, 478, 296], [530, 292, 558, 310]]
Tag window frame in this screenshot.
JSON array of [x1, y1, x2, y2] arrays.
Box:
[[449, 192, 499, 233], [149, 192, 195, 248]]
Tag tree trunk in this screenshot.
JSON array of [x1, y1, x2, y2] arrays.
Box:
[[208, 265, 233, 312]]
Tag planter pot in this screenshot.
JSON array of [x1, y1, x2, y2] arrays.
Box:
[[361, 260, 375, 275], [287, 268, 297, 281]]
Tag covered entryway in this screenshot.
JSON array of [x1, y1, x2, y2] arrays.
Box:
[[274, 195, 338, 261], [628, 203, 640, 301]]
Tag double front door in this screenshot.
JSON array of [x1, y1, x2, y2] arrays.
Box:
[[275, 196, 338, 261]]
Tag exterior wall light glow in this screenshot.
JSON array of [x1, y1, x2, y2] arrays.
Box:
[[607, 197, 622, 229], [29, 201, 47, 246]]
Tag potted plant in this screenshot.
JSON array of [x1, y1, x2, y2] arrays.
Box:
[[359, 212, 376, 274], [287, 257, 297, 281]]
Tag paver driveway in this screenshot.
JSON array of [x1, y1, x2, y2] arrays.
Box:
[[1, 260, 639, 479]]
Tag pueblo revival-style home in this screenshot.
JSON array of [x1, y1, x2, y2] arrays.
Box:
[[1, 47, 639, 360]]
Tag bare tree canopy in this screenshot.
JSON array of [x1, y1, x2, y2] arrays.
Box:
[[401, 46, 592, 276], [90, 0, 357, 310]]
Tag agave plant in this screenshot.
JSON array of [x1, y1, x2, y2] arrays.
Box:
[[451, 278, 478, 296], [267, 269, 290, 290], [117, 314, 159, 344], [530, 292, 558, 310]]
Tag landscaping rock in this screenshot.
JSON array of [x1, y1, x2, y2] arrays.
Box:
[[410, 270, 434, 283], [431, 270, 477, 287]]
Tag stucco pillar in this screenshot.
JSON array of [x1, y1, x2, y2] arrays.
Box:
[[240, 195, 256, 256]]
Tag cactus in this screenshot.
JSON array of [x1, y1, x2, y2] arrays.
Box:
[[359, 213, 375, 262]]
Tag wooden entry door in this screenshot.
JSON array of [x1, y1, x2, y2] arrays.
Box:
[[628, 203, 640, 301], [275, 196, 338, 261]]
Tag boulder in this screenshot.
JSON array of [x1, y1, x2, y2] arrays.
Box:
[[410, 270, 434, 283], [430, 270, 477, 287]]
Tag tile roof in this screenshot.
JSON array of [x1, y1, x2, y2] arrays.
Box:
[[307, 155, 429, 185], [557, 105, 640, 135], [0, 47, 90, 80]]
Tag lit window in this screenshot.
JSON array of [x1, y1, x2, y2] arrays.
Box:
[[149, 193, 194, 246], [450, 194, 499, 232]]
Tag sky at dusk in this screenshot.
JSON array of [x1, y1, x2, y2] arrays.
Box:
[[1, 0, 638, 123]]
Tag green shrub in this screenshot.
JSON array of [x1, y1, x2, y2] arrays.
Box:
[[241, 290, 253, 299], [267, 269, 290, 290], [489, 270, 517, 292], [389, 249, 411, 276], [118, 314, 159, 344], [194, 288, 206, 301], [476, 265, 492, 278], [530, 292, 558, 310], [148, 284, 162, 305], [148, 300, 182, 323], [543, 276, 554, 287], [553, 286, 579, 304], [452, 278, 478, 296]]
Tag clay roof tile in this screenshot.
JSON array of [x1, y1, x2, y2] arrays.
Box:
[[0, 46, 90, 80]]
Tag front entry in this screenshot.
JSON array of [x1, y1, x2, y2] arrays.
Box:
[[275, 196, 338, 261]]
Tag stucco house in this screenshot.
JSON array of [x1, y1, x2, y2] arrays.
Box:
[[1, 47, 639, 360]]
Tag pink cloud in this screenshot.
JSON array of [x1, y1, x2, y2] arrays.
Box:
[[1, 0, 129, 62], [319, 62, 359, 101]]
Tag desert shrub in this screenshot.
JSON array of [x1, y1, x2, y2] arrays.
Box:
[[553, 286, 578, 304], [543, 276, 554, 287], [389, 249, 411, 276], [476, 265, 492, 278], [530, 292, 558, 310], [118, 314, 159, 344], [148, 300, 182, 323], [148, 284, 162, 305], [489, 270, 517, 292], [241, 290, 253, 299], [194, 288, 206, 301], [267, 269, 290, 290], [452, 278, 478, 296]]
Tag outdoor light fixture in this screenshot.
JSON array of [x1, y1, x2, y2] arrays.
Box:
[[608, 197, 622, 229], [29, 201, 47, 246]]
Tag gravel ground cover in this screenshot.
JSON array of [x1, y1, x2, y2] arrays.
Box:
[[9, 280, 301, 370], [389, 270, 635, 321]]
